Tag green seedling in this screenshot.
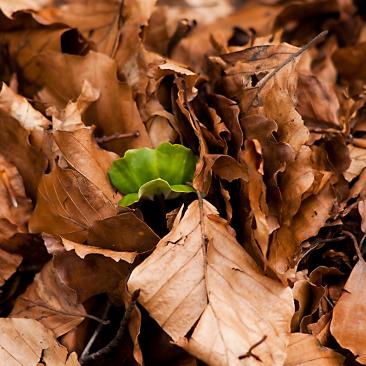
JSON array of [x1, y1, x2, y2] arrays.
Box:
[[108, 142, 198, 207]]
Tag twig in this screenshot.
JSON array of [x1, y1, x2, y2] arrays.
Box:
[[248, 30, 328, 110], [238, 335, 267, 362], [80, 289, 140, 364], [342, 230, 365, 262], [80, 302, 111, 361], [95, 130, 140, 144], [197, 191, 208, 264]]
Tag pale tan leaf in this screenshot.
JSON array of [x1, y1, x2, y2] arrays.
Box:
[[284, 333, 344, 365], [61, 237, 137, 264], [0, 248, 22, 286], [49, 80, 100, 132], [128, 200, 294, 366], [11, 261, 85, 337], [344, 145, 366, 181], [0, 318, 80, 365], [0, 83, 50, 131], [330, 259, 366, 364], [0, 0, 51, 18]]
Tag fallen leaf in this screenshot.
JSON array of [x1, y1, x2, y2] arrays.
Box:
[[29, 165, 117, 242], [61, 237, 137, 264], [0, 317, 80, 365], [284, 333, 344, 365], [0, 248, 22, 286], [37, 51, 152, 154], [331, 258, 366, 364], [0, 154, 32, 235], [128, 199, 294, 366], [11, 261, 85, 337], [0, 0, 51, 19]]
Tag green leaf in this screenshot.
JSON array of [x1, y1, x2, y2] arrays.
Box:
[[109, 143, 197, 206]]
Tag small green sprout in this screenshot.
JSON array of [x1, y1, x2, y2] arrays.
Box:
[[108, 142, 198, 207]]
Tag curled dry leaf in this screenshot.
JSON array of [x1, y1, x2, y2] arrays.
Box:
[[0, 92, 47, 199], [11, 261, 85, 338], [0, 318, 80, 366], [0, 83, 49, 131], [49, 80, 100, 132], [344, 145, 366, 182], [331, 258, 366, 364], [0, 248, 22, 286], [284, 333, 344, 365], [128, 200, 294, 366], [61, 237, 137, 264]]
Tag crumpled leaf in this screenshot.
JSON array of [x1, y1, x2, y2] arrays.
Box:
[[128, 199, 294, 366], [10, 261, 85, 337], [330, 258, 366, 364], [0, 318, 80, 365], [284, 333, 344, 365], [109, 142, 197, 206]]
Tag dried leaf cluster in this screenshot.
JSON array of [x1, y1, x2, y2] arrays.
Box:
[[1, 0, 366, 365]]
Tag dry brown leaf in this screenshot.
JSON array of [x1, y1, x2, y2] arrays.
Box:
[[332, 42, 366, 80], [262, 60, 309, 154], [53, 126, 119, 203], [284, 333, 344, 365], [61, 237, 137, 264], [0, 83, 49, 131], [331, 258, 366, 364], [53, 251, 130, 302], [87, 213, 159, 253], [48, 80, 100, 132], [344, 145, 366, 181], [11, 261, 85, 337], [37, 50, 152, 154], [269, 184, 335, 275], [0, 97, 47, 199], [29, 165, 117, 242], [0, 154, 32, 236], [128, 200, 294, 366], [0, 0, 51, 18], [0, 318, 80, 365], [36, 0, 120, 55], [0, 248, 22, 286], [279, 146, 315, 224]]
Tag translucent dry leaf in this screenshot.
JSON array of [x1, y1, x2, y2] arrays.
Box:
[[0, 318, 80, 365], [128, 199, 294, 366]]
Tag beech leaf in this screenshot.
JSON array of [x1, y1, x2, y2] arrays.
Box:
[[109, 142, 198, 206], [128, 199, 294, 366]]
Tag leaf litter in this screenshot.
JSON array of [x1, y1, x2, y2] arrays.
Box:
[[0, 0, 366, 365]]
